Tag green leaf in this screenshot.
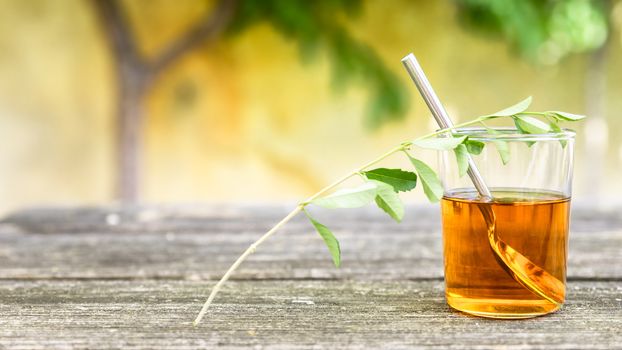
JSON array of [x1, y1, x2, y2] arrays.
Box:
[[513, 115, 551, 134], [304, 211, 341, 268], [464, 140, 485, 155], [494, 141, 511, 164], [412, 135, 467, 150], [453, 144, 470, 178], [486, 128, 511, 165], [487, 96, 532, 117], [513, 120, 536, 147], [363, 168, 417, 192], [370, 180, 404, 222], [549, 121, 567, 148], [551, 111, 586, 121], [408, 157, 444, 202], [312, 182, 377, 209]]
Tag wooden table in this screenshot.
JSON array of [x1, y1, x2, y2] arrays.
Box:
[[0, 205, 620, 349]]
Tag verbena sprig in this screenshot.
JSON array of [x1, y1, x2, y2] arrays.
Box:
[[193, 96, 585, 325]]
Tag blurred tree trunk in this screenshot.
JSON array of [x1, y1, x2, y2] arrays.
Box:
[[92, 0, 236, 203]]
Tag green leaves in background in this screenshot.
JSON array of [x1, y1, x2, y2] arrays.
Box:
[[453, 0, 609, 65], [304, 210, 341, 267], [312, 182, 377, 208], [363, 168, 417, 192], [227, 0, 407, 128], [413, 135, 467, 150], [408, 156, 444, 202], [370, 180, 404, 222]]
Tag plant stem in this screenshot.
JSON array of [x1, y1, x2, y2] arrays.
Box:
[[193, 205, 303, 326], [518, 111, 547, 116], [192, 117, 484, 326]]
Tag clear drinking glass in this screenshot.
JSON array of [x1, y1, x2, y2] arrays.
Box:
[[439, 127, 575, 318]]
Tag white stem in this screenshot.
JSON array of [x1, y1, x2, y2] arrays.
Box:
[[193, 205, 303, 326]]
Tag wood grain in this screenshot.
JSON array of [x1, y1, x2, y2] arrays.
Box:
[[0, 280, 620, 349], [0, 205, 620, 349], [0, 206, 620, 280]]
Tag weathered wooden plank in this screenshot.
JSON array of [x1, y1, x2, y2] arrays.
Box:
[[0, 205, 620, 349], [0, 206, 620, 280], [4, 204, 620, 234], [0, 280, 620, 349]]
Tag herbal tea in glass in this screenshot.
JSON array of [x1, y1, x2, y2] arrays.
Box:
[[440, 128, 575, 318]]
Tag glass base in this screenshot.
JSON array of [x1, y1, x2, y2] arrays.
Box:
[[446, 293, 561, 319]]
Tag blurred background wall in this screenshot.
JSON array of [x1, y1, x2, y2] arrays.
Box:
[[0, 0, 620, 215]]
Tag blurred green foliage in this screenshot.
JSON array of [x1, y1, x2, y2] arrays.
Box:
[[226, 0, 408, 129], [221, 0, 611, 127], [453, 0, 610, 64]]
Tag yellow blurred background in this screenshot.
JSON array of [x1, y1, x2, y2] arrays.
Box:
[[0, 0, 620, 215]]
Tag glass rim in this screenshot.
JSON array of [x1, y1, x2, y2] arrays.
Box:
[[447, 127, 576, 141]]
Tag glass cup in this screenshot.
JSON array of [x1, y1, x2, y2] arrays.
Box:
[[439, 127, 575, 319]]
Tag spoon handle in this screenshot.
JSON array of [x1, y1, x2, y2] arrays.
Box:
[[401, 53, 492, 199]]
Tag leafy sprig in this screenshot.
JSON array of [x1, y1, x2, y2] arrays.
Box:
[[193, 97, 585, 325]]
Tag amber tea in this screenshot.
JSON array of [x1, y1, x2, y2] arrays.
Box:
[[441, 189, 570, 318]]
